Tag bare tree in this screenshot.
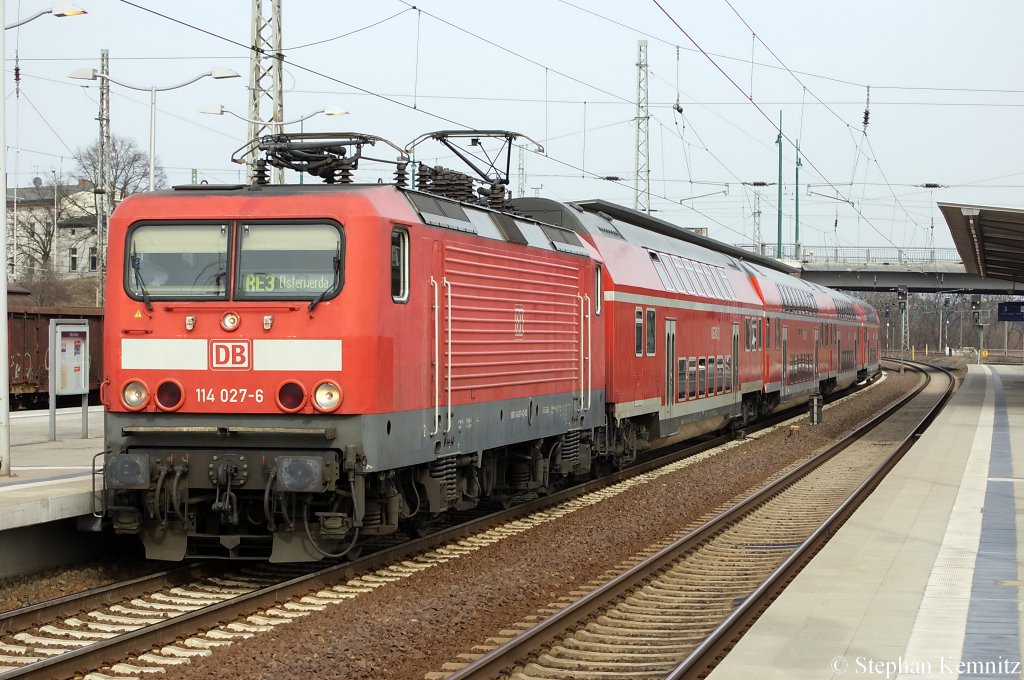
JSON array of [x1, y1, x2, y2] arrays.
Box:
[[73, 133, 167, 199]]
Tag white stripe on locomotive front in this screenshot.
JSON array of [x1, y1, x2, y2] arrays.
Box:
[[252, 340, 342, 371], [120, 339, 342, 371], [121, 339, 207, 370]]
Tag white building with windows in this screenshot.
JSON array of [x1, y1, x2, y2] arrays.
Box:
[[5, 179, 102, 289]]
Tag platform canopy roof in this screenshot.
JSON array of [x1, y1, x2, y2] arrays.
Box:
[[939, 203, 1024, 284]]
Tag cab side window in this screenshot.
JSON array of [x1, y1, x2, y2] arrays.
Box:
[[391, 227, 409, 303]]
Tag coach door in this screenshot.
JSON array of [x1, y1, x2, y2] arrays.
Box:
[[665, 319, 676, 412], [732, 323, 739, 395], [782, 327, 789, 395], [813, 329, 820, 381]]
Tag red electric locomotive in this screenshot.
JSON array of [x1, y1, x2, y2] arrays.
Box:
[[102, 133, 606, 561], [100, 131, 879, 562]]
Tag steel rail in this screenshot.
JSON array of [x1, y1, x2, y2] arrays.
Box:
[[666, 361, 954, 679], [0, 425, 741, 680], [0, 563, 212, 634], [445, 362, 940, 680], [0, 376, 874, 679]]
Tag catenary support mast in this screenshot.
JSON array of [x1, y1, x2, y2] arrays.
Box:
[[97, 49, 110, 303], [634, 40, 650, 214], [248, 0, 284, 183]]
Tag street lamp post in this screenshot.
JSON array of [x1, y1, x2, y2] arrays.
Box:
[[51, 170, 58, 271], [5, 1, 85, 29], [69, 67, 240, 191], [199, 105, 348, 183], [0, 2, 88, 478]]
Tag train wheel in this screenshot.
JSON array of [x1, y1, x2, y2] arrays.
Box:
[[741, 397, 758, 427], [344, 541, 363, 561], [399, 515, 430, 538]]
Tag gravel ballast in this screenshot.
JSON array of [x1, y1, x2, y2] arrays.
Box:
[[153, 370, 921, 680]]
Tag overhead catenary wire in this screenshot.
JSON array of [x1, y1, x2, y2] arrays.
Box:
[[283, 8, 414, 51], [114, 0, 469, 129], [652, 0, 939, 272], [717, 0, 932, 251], [19, 90, 76, 156], [104, 0, 981, 256], [15, 65, 1024, 110], [112, 1, 758, 241]]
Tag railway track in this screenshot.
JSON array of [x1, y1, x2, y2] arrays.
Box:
[[0, 376, 883, 680], [439, 361, 953, 680]]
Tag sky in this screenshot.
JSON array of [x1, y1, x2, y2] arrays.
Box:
[[5, 0, 1024, 255]]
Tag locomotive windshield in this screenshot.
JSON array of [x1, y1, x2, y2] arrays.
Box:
[[123, 221, 343, 303], [126, 224, 228, 299], [235, 223, 343, 300]]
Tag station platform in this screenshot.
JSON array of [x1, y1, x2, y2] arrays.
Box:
[[710, 364, 1023, 680], [0, 406, 105, 578]]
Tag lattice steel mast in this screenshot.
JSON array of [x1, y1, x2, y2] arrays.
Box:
[[97, 49, 110, 303], [517, 146, 526, 198], [248, 0, 284, 183], [634, 40, 650, 214]]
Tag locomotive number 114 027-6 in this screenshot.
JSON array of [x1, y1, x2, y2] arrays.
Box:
[[195, 387, 266, 404]]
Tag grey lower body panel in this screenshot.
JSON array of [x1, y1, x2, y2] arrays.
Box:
[[106, 388, 607, 471]]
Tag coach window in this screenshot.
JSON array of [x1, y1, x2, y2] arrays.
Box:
[[698, 357, 707, 397], [677, 358, 686, 401], [237, 222, 344, 301], [687, 358, 697, 399], [391, 227, 409, 303], [722, 271, 737, 300], [724, 356, 732, 392], [127, 223, 228, 300], [635, 308, 644, 356], [649, 252, 675, 291], [646, 308, 656, 355], [703, 264, 723, 298]]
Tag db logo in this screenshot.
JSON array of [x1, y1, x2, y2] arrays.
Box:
[[210, 340, 251, 370]]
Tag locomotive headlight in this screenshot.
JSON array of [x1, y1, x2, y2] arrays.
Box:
[[220, 312, 241, 332], [277, 456, 324, 492], [106, 453, 151, 489], [313, 381, 342, 412], [121, 380, 150, 410]]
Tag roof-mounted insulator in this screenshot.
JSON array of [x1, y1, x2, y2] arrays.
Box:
[[415, 163, 430, 192], [335, 157, 355, 184], [254, 159, 270, 186], [394, 161, 408, 188], [488, 181, 507, 209]]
